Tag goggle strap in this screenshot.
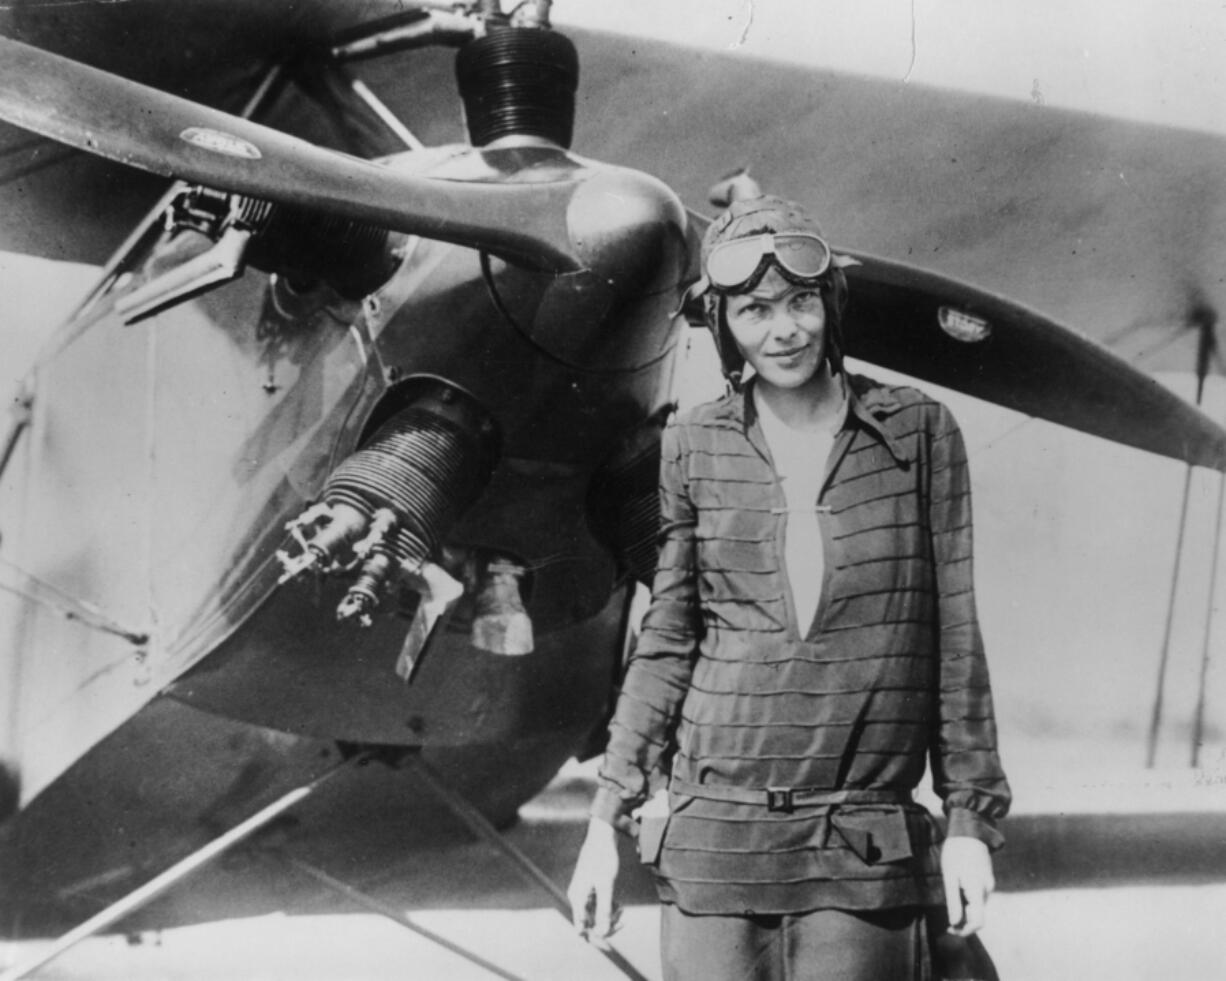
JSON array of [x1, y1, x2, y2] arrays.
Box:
[[671, 276, 711, 319]]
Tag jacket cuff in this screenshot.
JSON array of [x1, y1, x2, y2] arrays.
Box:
[[590, 786, 639, 836], [946, 806, 1006, 851]]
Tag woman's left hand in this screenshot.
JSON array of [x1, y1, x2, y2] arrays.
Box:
[[940, 836, 995, 936]]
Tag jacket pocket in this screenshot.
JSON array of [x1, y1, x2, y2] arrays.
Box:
[[831, 808, 913, 865]]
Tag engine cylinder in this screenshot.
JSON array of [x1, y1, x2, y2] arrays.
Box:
[[323, 381, 500, 571], [587, 408, 670, 585], [455, 26, 578, 148], [276, 379, 501, 625], [243, 199, 395, 298]]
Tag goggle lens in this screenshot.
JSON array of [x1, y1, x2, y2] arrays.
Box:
[[706, 232, 832, 290]]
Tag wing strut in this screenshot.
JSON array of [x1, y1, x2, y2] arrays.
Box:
[[0, 755, 363, 981], [1146, 307, 1221, 767], [1190, 474, 1226, 766], [405, 753, 652, 981]]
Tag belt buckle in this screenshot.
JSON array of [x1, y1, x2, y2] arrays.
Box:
[[766, 787, 793, 813]]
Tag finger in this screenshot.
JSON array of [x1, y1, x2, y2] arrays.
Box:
[[590, 910, 621, 950], [957, 884, 987, 937], [567, 884, 592, 936], [590, 885, 614, 948], [943, 873, 964, 934]]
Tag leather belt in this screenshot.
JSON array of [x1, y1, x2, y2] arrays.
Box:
[[669, 778, 911, 814]]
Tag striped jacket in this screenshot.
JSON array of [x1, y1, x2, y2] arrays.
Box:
[[592, 373, 1011, 915]]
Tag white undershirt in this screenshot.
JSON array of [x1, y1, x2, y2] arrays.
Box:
[[754, 385, 847, 634]]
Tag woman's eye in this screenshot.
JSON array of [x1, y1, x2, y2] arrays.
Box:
[[732, 303, 768, 322], [789, 291, 823, 313]]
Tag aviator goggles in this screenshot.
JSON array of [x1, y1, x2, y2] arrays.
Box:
[[705, 231, 834, 293]]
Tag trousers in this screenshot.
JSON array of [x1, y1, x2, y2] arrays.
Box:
[[660, 904, 928, 981], [659, 904, 999, 981]]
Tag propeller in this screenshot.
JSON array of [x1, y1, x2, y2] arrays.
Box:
[[0, 35, 600, 273], [841, 254, 1226, 472]]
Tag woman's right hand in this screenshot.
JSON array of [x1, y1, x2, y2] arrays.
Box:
[[567, 816, 621, 948]]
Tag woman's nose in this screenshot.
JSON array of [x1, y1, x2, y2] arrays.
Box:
[[768, 309, 803, 338]]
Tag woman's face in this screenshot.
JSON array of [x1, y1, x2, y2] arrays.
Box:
[[724, 266, 827, 390]]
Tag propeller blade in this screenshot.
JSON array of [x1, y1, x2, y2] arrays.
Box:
[[842, 252, 1226, 471], [0, 36, 581, 271]]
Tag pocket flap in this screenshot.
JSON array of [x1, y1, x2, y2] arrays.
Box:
[[832, 808, 912, 864]]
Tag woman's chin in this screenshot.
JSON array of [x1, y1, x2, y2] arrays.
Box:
[[756, 359, 823, 391]]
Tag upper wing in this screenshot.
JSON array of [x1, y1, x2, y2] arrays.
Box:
[[554, 20, 1226, 386]]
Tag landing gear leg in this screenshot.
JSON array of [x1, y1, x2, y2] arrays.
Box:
[[404, 753, 651, 981], [0, 756, 360, 981]]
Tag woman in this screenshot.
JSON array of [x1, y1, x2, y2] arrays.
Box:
[[568, 196, 1010, 980]]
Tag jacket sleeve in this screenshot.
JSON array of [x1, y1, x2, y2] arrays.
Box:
[[926, 403, 1012, 849], [591, 418, 702, 829]]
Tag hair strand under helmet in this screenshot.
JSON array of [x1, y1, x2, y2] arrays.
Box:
[[697, 196, 852, 386]]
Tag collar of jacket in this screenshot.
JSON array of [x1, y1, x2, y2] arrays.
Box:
[[716, 373, 916, 467]]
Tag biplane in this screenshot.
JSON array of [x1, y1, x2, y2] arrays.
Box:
[[1, 1, 1225, 977]]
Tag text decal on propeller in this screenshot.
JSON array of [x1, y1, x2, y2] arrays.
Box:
[[179, 127, 262, 160]]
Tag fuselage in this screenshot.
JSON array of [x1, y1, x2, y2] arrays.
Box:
[[0, 138, 689, 828]]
